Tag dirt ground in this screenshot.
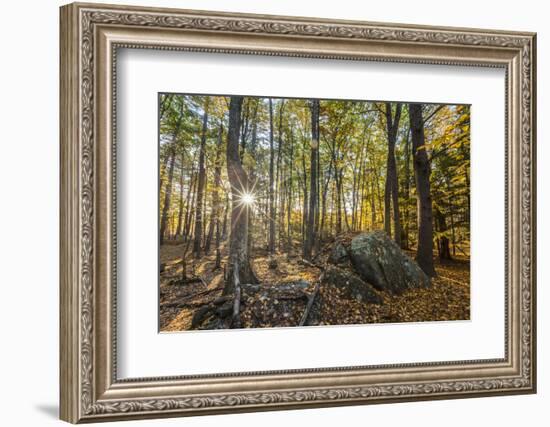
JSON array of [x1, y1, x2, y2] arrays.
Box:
[[159, 240, 470, 332]]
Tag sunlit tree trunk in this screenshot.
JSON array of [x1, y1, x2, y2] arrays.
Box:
[[225, 96, 258, 295]]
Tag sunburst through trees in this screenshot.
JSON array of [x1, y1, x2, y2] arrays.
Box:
[[159, 94, 471, 331]]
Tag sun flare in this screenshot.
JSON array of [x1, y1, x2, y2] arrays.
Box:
[[241, 192, 255, 206]]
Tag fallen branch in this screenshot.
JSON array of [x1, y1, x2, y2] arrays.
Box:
[[173, 276, 202, 285], [198, 276, 208, 288], [163, 287, 223, 307], [299, 271, 325, 327], [163, 301, 209, 310], [455, 245, 468, 257], [437, 274, 469, 287], [300, 258, 325, 271]]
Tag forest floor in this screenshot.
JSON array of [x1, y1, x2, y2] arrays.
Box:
[[159, 238, 470, 332]]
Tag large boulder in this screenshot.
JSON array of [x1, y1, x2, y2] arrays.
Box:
[[322, 265, 382, 304], [349, 231, 430, 294], [328, 242, 350, 265]]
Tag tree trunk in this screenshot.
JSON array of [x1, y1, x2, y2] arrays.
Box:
[[175, 154, 185, 238], [304, 99, 320, 260], [318, 157, 333, 250], [275, 101, 286, 250], [205, 122, 223, 254], [247, 104, 259, 256], [159, 146, 176, 245], [224, 96, 258, 295], [159, 104, 185, 245], [409, 103, 436, 277], [268, 99, 276, 255], [435, 207, 452, 261], [403, 128, 411, 249], [287, 128, 294, 256], [183, 169, 197, 242], [383, 102, 403, 246], [221, 192, 229, 240], [193, 99, 209, 257], [301, 146, 308, 246], [370, 177, 377, 228], [335, 168, 343, 234]]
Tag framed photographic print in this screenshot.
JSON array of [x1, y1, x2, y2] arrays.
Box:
[[60, 2, 537, 423]]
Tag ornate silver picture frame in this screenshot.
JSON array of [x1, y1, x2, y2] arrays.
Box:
[[60, 2, 536, 423]]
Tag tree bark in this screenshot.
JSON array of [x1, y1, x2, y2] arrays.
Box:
[[409, 103, 436, 277], [224, 96, 259, 295], [304, 99, 320, 260]]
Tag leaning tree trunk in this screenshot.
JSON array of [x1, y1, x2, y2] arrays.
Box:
[[409, 103, 436, 277], [224, 96, 259, 295], [304, 99, 320, 260], [193, 99, 209, 257]]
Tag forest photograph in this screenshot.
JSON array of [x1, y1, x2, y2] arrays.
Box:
[[158, 93, 471, 332]]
